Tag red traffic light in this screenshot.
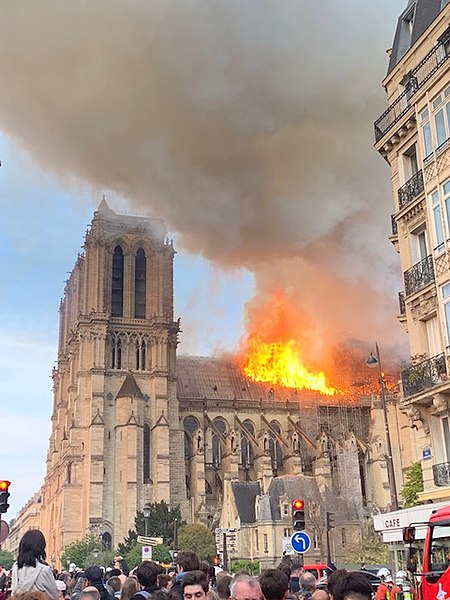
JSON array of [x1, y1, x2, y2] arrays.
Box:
[[292, 499, 304, 510], [0, 481, 10, 491]]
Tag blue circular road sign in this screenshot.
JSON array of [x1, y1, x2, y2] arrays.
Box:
[[290, 531, 312, 554]]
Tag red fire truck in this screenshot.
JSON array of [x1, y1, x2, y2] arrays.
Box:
[[404, 505, 450, 600]]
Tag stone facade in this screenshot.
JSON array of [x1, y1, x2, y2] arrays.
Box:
[[375, 0, 450, 503]]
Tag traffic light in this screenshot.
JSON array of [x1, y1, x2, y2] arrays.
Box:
[[292, 498, 305, 531], [0, 481, 11, 514]]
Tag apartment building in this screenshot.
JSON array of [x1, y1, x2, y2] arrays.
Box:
[[375, 0, 450, 501]]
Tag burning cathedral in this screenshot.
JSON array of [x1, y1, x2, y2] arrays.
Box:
[[38, 200, 413, 565]]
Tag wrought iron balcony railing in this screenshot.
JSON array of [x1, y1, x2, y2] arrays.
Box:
[[398, 170, 424, 210], [404, 255, 435, 297], [391, 214, 398, 236], [401, 352, 447, 397], [398, 291, 406, 315], [433, 461, 450, 487], [375, 32, 450, 142]]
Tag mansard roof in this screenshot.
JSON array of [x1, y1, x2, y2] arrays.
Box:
[[231, 481, 261, 523], [116, 372, 144, 399], [387, 0, 444, 74]]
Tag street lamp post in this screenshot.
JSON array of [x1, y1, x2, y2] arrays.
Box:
[[143, 504, 151, 537], [366, 342, 399, 512]]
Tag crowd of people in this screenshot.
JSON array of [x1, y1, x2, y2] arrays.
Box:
[[0, 530, 414, 600]]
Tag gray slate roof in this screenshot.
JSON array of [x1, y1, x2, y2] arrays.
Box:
[[117, 372, 144, 399], [231, 481, 261, 524], [388, 0, 445, 74]]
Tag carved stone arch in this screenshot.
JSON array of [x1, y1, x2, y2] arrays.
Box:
[[109, 237, 132, 256], [131, 239, 153, 257]]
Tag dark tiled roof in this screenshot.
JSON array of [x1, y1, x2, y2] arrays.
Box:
[[176, 355, 357, 407], [231, 481, 261, 523], [388, 0, 444, 74], [268, 474, 323, 520], [117, 373, 144, 399]]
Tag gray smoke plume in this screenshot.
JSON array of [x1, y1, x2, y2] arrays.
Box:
[[0, 0, 408, 364]]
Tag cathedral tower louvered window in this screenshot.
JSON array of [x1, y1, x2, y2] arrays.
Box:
[[111, 246, 124, 317], [135, 248, 146, 319], [143, 424, 151, 483]]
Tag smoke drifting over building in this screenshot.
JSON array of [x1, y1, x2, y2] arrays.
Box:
[[0, 1, 407, 364]]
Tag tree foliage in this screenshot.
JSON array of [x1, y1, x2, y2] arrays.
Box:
[[118, 501, 184, 555], [0, 549, 14, 570], [344, 526, 389, 565], [230, 559, 260, 575], [61, 534, 114, 569], [401, 462, 424, 508], [178, 523, 216, 561]]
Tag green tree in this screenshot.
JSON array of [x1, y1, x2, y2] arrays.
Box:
[[118, 501, 184, 555], [401, 462, 424, 508], [230, 559, 259, 575], [125, 542, 143, 570], [0, 549, 14, 569], [178, 523, 216, 561], [344, 527, 389, 565], [152, 544, 172, 563], [61, 534, 114, 569]]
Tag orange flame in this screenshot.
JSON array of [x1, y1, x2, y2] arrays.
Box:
[[243, 335, 336, 395]]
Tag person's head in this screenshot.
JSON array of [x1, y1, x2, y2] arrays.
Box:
[[216, 574, 232, 600], [177, 552, 200, 574], [107, 577, 122, 593], [327, 570, 372, 600], [136, 561, 162, 588], [182, 570, 209, 600], [109, 569, 122, 578], [299, 573, 316, 593], [276, 563, 291, 580], [17, 530, 47, 568], [120, 577, 140, 600], [291, 563, 304, 578], [80, 587, 101, 600], [10, 592, 49, 600], [312, 591, 329, 600], [85, 566, 103, 585], [199, 562, 211, 583], [158, 574, 172, 590], [259, 569, 289, 600], [229, 575, 263, 600]]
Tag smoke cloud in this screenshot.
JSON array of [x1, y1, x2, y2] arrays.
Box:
[[0, 0, 407, 363]]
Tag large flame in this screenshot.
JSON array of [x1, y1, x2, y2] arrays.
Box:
[[243, 335, 336, 396], [240, 291, 337, 396]]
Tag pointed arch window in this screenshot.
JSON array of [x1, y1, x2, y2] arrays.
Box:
[[111, 338, 122, 369], [184, 416, 199, 459], [112, 246, 124, 317], [135, 248, 146, 319], [212, 418, 227, 469], [241, 419, 255, 468], [143, 424, 151, 483], [269, 420, 283, 475]]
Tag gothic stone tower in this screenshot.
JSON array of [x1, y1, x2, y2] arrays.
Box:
[[40, 200, 186, 563]]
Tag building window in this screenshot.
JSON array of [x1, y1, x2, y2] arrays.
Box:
[[240, 419, 255, 468], [430, 180, 450, 255], [135, 248, 146, 319], [421, 108, 433, 160], [442, 284, 450, 346], [111, 338, 122, 369], [212, 418, 227, 468], [341, 528, 346, 548], [402, 144, 419, 182], [411, 228, 428, 263], [112, 246, 124, 317], [284, 528, 291, 537], [441, 416, 450, 462], [143, 424, 151, 482]]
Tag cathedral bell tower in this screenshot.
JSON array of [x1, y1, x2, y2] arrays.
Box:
[[41, 199, 186, 562]]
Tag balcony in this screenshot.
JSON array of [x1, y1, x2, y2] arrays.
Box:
[[433, 461, 450, 487], [404, 255, 435, 297], [398, 291, 406, 315], [391, 214, 398, 236], [374, 33, 450, 142], [401, 352, 447, 398], [398, 171, 424, 210]]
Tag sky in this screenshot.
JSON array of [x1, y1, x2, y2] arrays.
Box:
[[0, 0, 408, 520]]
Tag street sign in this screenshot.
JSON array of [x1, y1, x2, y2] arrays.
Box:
[[0, 520, 9, 544], [137, 535, 163, 546], [142, 545, 152, 560], [290, 531, 311, 554], [282, 536, 295, 555]]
